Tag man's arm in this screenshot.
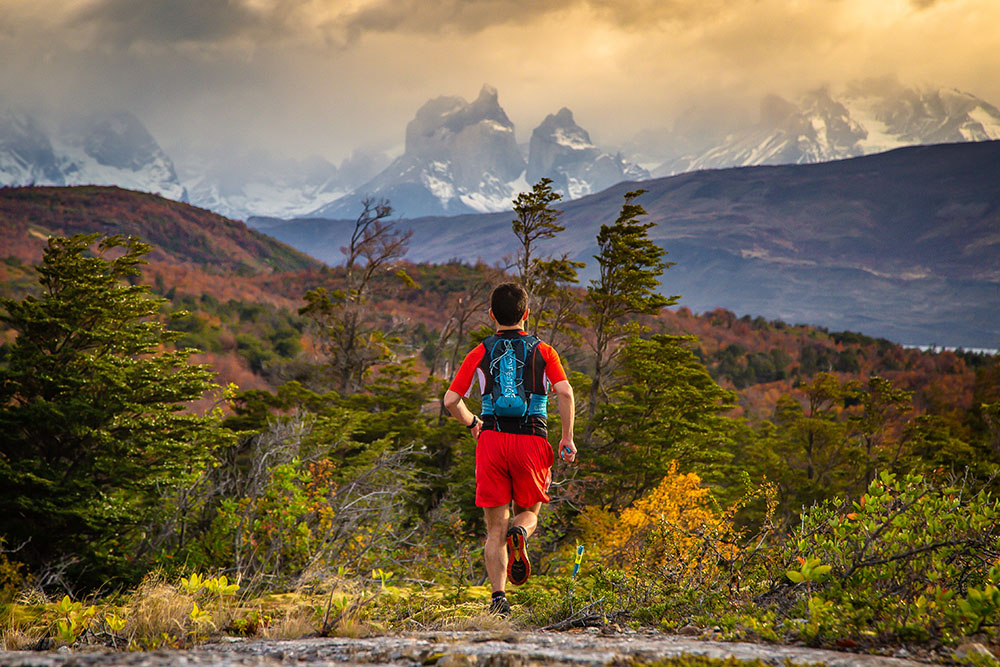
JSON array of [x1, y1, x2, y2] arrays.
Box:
[[443, 389, 483, 439], [552, 379, 576, 462]]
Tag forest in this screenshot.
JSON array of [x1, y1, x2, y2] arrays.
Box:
[[0, 181, 998, 658]]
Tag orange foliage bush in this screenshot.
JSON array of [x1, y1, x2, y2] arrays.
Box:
[[579, 462, 737, 584]]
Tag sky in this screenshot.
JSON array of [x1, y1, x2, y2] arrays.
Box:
[[2, 0, 999, 164]]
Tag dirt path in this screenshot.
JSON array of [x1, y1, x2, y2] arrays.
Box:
[[0, 630, 932, 666]]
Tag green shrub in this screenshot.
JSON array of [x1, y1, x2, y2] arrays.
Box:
[[779, 471, 1000, 643]]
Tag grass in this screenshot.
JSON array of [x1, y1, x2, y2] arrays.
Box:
[[0, 575, 519, 651], [2, 571, 996, 665]]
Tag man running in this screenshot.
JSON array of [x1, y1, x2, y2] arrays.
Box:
[[443, 282, 577, 617]]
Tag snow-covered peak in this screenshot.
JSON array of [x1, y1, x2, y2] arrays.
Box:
[[174, 145, 356, 221], [405, 84, 517, 160], [0, 109, 63, 186], [324, 84, 527, 216], [59, 111, 160, 171], [0, 108, 185, 200], [528, 107, 647, 198], [53, 111, 185, 201], [651, 81, 1000, 176], [538, 108, 597, 152], [841, 81, 1000, 145]]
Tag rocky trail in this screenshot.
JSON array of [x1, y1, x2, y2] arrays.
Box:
[[0, 630, 948, 666]]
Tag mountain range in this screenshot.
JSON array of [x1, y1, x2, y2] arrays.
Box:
[[311, 85, 649, 219], [6, 79, 998, 222], [257, 141, 1000, 349], [630, 78, 1000, 176], [0, 109, 184, 201]]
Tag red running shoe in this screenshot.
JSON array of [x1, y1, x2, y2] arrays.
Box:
[[506, 526, 530, 586]]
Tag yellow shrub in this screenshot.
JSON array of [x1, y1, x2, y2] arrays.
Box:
[[579, 462, 738, 587]]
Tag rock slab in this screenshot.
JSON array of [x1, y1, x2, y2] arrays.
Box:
[[0, 631, 931, 666]]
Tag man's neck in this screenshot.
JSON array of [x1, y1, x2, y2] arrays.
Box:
[[496, 323, 526, 332]]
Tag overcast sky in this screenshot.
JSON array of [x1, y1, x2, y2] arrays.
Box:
[[3, 0, 998, 163]]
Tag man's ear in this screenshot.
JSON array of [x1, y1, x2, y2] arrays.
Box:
[[488, 308, 497, 323], [522, 307, 530, 324]]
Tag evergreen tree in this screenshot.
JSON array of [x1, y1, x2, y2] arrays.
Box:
[[848, 375, 912, 488], [589, 334, 736, 510], [765, 373, 858, 520], [510, 178, 585, 346], [585, 190, 677, 427], [511, 177, 564, 289], [0, 234, 226, 588]]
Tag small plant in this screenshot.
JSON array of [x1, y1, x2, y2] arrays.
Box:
[[785, 557, 831, 584], [53, 595, 96, 646], [188, 601, 211, 625], [951, 565, 1000, 635], [105, 612, 127, 633], [104, 611, 128, 649], [203, 575, 240, 597], [187, 601, 215, 643], [372, 568, 395, 590], [180, 573, 205, 595], [803, 595, 837, 641]]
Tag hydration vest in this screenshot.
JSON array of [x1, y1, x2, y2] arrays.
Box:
[[480, 333, 548, 420]]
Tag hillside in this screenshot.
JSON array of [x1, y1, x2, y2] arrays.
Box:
[[256, 141, 1000, 348], [0, 186, 320, 273], [0, 185, 326, 394], [1, 185, 995, 421]]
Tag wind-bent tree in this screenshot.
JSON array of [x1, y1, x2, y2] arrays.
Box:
[[585, 190, 677, 428], [529, 255, 587, 350], [510, 178, 585, 347], [300, 197, 413, 395], [0, 234, 225, 589], [511, 177, 564, 289]]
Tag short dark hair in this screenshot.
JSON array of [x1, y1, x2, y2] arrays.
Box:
[[491, 283, 528, 326]]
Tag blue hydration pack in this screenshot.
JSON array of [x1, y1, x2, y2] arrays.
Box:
[[481, 333, 547, 419]]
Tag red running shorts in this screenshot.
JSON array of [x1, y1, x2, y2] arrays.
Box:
[[475, 430, 554, 508]]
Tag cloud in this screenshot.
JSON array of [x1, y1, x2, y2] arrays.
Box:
[[71, 0, 266, 47], [317, 0, 743, 45], [318, 0, 573, 46], [0, 0, 997, 164]]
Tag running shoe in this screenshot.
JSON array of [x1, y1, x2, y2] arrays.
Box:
[[506, 526, 531, 586], [489, 594, 511, 617]]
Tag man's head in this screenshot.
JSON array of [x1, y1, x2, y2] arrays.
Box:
[[490, 283, 529, 327]]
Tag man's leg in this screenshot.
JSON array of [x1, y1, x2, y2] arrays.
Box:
[[505, 501, 541, 586], [483, 504, 511, 593], [512, 502, 542, 538]]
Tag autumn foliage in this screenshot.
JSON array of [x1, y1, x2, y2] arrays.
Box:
[[0, 186, 997, 653]]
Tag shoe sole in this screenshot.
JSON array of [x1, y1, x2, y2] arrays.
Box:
[[506, 529, 530, 586]]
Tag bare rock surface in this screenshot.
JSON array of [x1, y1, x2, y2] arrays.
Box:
[[0, 631, 932, 666]]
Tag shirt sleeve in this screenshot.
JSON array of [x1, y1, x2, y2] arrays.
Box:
[[538, 343, 568, 387], [448, 345, 486, 397]]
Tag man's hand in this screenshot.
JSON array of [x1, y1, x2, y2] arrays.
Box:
[[558, 438, 577, 463], [552, 380, 575, 463], [471, 420, 482, 440]]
